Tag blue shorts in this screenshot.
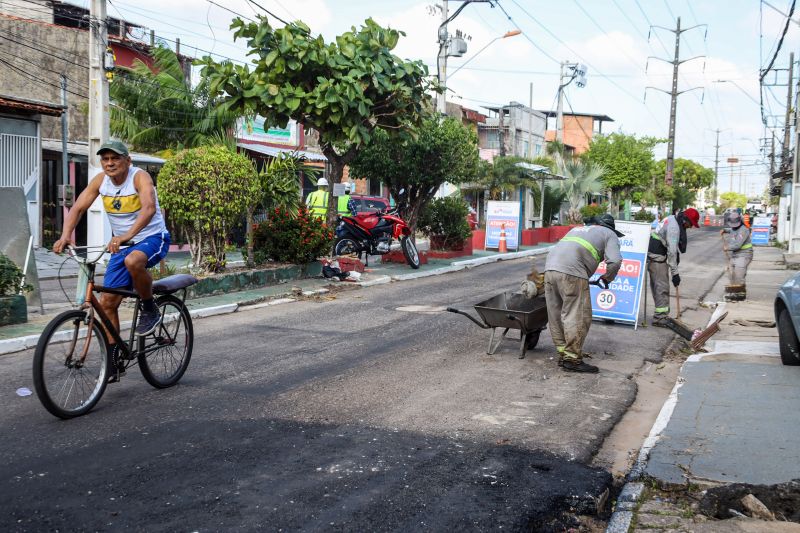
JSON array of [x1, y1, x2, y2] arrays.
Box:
[[104, 232, 171, 289]]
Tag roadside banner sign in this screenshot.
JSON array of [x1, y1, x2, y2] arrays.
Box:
[[751, 216, 771, 245], [589, 220, 651, 326], [485, 201, 520, 250]]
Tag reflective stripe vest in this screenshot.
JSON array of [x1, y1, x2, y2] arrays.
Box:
[[306, 190, 329, 218], [337, 194, 351, 215]]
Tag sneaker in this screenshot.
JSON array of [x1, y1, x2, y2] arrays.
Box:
[[107, 345, 126, 383], [136, 308, 162, 336], [561, 360, 599, 373]]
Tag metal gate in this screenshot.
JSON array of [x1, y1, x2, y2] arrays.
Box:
[[0, 132, 40, 243]]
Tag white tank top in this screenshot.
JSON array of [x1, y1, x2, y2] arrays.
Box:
[[98, 166, 167, 242]]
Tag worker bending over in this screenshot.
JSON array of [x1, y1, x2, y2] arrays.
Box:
[[544, 214, 623, 373], [647, 208, 699, 326]]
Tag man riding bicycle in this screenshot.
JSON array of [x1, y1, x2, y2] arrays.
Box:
[[53, 141, 170, 378]]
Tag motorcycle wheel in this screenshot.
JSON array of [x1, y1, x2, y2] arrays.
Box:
[[400, 236, 420, 269], [334, 238, 359, 256]]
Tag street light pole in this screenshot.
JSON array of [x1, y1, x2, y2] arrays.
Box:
[[436, 0, 448, 115], [447, 30, 521, 79]]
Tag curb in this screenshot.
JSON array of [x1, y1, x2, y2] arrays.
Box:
[[604, 301, 729, 531], [2, 248, 551, 356]]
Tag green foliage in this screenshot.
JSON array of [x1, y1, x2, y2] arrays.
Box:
[[633, 209, 656, 222], [110, 46, 238, 153], [557, 155, 605, 224], [585, 133, 661, 193], [719, 191, 748, 209], [350, 116, 480, 235], [417, 197, 472, 250], [147, 261, 180, 280], [472, 156, 541, 201], [0, 253, 30, 296], [580, 203, 608, 219], [534, 186, 566, 227], [654, 158, 715, 190], [252, 206, 334, 264], [256, 153, 313, 214], [200, 17, 435, 223], [158, 145, 260, 273]]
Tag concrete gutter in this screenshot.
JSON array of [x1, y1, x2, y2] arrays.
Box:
[[1, 247, 552, 356]]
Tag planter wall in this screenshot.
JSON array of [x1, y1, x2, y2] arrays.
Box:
[[548, 225, 576, 242], [0, 294, 26, 326], [530, 227, 550, 243], [381, 250, 429, 265], [521, 229, 538, 246], [471, 229, 486, 250], [187, 261, 322, 299]]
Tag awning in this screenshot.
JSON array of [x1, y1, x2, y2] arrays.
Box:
[[41, 139, 165, 164], [237, 142, 327, 162]]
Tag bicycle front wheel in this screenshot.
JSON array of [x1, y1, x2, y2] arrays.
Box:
[[138, 294, 193, 388], [32, 310, 110, 419]]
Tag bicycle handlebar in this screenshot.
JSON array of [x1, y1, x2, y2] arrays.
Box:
[[66, 242, 131, 264]]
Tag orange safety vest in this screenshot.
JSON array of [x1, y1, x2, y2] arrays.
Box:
[[743, 213, 751, 227]]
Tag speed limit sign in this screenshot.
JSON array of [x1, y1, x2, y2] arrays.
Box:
[[596, 290, 616, 310]]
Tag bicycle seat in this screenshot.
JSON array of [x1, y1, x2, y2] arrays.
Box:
[[152, 274, 199, 294]]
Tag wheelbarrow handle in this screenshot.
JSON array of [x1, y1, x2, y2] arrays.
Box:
[[446, 307, 491, 329]]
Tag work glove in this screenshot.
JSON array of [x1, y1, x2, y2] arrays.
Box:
[[520, 280, 539, 299], [672, 274, 681, 287]]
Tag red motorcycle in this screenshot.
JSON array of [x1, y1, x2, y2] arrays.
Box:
[[334, 205, 420, 269]]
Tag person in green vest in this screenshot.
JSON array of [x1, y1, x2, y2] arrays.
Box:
[[721, 211, 753, 301], [305, 177, 329, 218], [337, 182, 353, 216]]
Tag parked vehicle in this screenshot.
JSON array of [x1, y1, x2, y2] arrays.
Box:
[[334, 199, 420, 269], [349, 195, 390, 215], [775, 271, 800, 365]]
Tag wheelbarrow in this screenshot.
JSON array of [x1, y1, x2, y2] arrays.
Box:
[[447, 292, 548, 359]]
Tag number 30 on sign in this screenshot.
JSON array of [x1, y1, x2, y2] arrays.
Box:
[[596, 290, 616, 310]]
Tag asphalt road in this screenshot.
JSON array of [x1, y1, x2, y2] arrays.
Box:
[[0, 227, 727, 531]]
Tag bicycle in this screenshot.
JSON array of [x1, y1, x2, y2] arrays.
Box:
[[32, 244, 198, 419]]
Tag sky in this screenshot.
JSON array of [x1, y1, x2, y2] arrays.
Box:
[[100, 0, 800, 198]]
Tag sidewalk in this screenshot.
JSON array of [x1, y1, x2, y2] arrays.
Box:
[[608, 245, 800, 532], [2, 243, 552, 355]]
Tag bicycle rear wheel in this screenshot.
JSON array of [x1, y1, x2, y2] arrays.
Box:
[[32, 310, 110, 419], [138, 294, 193, 388]]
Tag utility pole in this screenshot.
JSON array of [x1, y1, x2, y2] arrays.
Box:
[[713, 128, 720, 204], [436, 0, 448, 115], [645, 17, 707, 186], [498, 105, 505, 157], [87, 0, 110, 250], [556, 61, 566, 143], [59, 75, 69, 232], [783, 52, 795, 169]]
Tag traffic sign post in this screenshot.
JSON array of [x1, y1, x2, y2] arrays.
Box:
[[485, 201, 520, 251], [751, 216, 771, 246], [589, 220, 651, 327]]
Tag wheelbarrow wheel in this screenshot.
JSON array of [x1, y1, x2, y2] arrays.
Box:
[[525, 330, 541, 350]]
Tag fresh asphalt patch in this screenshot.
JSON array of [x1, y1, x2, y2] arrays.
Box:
[[2, 418, 611, 532]]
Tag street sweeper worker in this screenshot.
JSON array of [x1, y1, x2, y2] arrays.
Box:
[[306, 177, 329, 218], [543, 214, 623, 374], [721, 211, 753, 301], [647, 208, 699, 326]]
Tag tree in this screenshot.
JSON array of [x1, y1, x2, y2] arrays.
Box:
[[585, 133, 662, 213], [556, 155, 605, 224], [200, 17, 434, 225], [647, 158, 714, 210], [158, 146, 260, 272], [110, 46, 237, 153], [349, 116, 480, 236], [473, 156, 540, 201], [719, 192, 747, 210]]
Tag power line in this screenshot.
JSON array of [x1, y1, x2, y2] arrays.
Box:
[[760, 0, 796, 80], [246, 0, 291, 27], [494, 1, 560, 64]]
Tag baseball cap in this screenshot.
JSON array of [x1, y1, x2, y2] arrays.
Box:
[[96, 140, 129, 156]]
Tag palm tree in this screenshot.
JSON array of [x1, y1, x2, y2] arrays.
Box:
[[556, 155, 605, 224], [110, 46, 238, 153], [474, 156, 540, 200]]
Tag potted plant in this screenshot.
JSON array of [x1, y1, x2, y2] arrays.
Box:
[[418, 197, 473, 252], [0, 252, 30, 326]]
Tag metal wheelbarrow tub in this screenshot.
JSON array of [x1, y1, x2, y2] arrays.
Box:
[[447, 291, 548, 359]]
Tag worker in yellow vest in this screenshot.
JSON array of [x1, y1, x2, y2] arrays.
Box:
[[305, 177, 329, 218], [337, 182, 353, 216]]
